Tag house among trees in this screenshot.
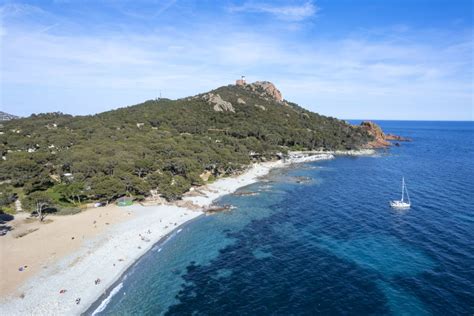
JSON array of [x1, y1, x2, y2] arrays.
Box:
[[63, 173, 74, 181]]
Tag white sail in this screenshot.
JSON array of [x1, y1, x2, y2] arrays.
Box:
[[405, 181, 411, 204], [390, 177, 411, 209], [401, 177, 405, 202]]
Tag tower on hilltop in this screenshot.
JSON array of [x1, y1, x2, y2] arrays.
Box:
[[236, 75, 246, 86]]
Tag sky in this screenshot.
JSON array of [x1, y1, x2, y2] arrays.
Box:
[[0, 0, 472, 120]]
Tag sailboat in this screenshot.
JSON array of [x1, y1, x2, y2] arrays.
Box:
[[390, 177, 411, 209]]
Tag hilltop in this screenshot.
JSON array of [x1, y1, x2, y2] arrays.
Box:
[[0, 81, 375, 210], [0, 111, 19, 121]]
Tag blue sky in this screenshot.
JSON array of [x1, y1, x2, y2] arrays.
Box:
[[1, 0, 472, 120]]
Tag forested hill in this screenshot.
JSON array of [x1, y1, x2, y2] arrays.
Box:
[[0, 81, 373, 208]]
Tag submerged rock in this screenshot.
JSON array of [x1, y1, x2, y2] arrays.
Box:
[[205, 204, 233, 214], [385, 134, 412, 142], [232, 191, 259, 196], [282, 176, 313, 184]]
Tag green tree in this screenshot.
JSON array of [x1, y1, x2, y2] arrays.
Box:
[[158, 175, 191, 201], [23, 172, 55, 194], [0, 184, 16, 211], [134, 159, 154, 178], [22, 191, 54, 221], [90, 176, 126, 202], [55, 182, 84, 205]]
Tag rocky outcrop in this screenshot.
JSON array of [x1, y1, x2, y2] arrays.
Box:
[[237, 98, 246, 105], [360, 121, 390, 148], [199, 170, 212, 181], [360, 121, 410, 148], [0, 111, 19, 121], [243, 81, 283, 102], [385, 134, 412, 142], [203, 93, 235, 112], [254, 104, 266, 111], [205, 204, 233, 214]]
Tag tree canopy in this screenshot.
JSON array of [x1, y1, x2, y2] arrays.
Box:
[[0, 84, 373, 206]]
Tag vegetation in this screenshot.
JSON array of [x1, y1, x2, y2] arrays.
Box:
[[21, 191, 54, 221], [0, 84, 373, 212], [0, 183, 17, 214]]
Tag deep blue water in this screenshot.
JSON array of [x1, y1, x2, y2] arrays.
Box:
[[93, 121, 474, 315]]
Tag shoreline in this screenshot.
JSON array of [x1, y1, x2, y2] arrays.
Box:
[[0, 204, 202, 316], [86, 149, 377, 314], [0, 150, 375, 315], [83, 213, 205, 315]]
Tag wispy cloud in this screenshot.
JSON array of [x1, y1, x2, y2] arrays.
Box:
[[1, 1, 472, 120], [113, 0, 178, 20], [0, 2, 45, 17], [229, 1, 318, 21]]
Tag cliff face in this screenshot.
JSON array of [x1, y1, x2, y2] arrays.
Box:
[[360, 121, 390, 148]]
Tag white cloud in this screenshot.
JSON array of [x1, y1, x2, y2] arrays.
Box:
[[229, 1, 318, 21], [1, 3, 472, 120]]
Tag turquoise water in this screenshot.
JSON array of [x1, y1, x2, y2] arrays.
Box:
[[91, 121, 474, 315]]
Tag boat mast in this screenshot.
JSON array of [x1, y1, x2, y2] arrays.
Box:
[[405, 180, 410, 204], [401, 177, 405, 202]]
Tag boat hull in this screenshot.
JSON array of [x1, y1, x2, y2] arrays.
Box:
[[390, 200, 411, 209]]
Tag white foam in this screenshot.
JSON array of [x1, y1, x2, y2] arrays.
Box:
[[91, 282, 123, 316]]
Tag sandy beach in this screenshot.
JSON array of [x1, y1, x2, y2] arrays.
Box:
[[0, 205, 129, 297], [0, 152, 371, 315], [0, 203, 201, 315]]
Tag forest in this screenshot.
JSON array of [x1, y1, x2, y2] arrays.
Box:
[[0, 83, 373, 215]]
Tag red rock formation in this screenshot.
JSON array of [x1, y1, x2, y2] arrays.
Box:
[[360, 121, 410, 148], [360, 121, 391, 148]]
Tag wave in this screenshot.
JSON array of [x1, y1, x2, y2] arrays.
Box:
[[92, 282, 123, 316]]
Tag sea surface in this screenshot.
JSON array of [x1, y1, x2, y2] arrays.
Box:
[[91, 121, 474, 315]]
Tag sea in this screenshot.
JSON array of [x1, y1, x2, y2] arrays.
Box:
[[90, 121, 474, 315]]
